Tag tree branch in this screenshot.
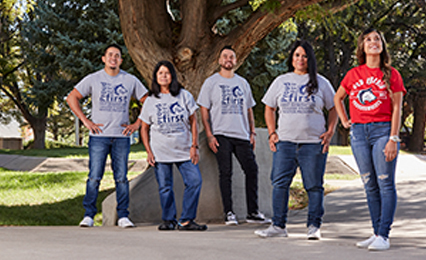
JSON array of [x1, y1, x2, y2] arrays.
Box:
[[220, 0, 320, 64], [208, 0, 250, 26], [319, 0, 361, 13], [2, 61, 25, 79], [216, 0, 358, 67]]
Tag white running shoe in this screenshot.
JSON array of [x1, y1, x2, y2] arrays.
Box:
[[254, 225, 288, 238], [307, 225, 321, 240], [118, 217, 135, 228], [225, 212, 239, 225], [356, 235, 377, 248], [368, 236, 390, 251], [79, 216, 94, 227]]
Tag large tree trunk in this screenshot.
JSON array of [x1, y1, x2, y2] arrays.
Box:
[[1, 80, 48, 149], [30, 118, 47, 149], [408, 91, 426, 152], [118, 0, 354, 99]]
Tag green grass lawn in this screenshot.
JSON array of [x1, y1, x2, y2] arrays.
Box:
[[0, 145, 358, 226], [0, 168, 140, 226]]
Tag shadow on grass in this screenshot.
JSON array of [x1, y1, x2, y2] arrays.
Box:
[[0, 189, 114, 226]]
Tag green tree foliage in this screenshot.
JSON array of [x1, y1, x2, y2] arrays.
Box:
[[237, 22, 298, 127], [1, 0, 141, 148], [301, 0, 426, 150], [0, 0, 33, 124]]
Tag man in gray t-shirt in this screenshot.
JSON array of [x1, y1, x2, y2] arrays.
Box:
[[197, 46, 271, 225], [67, 44, 148, 228]]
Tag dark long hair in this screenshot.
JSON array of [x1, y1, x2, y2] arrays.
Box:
[[150, 60, 183, 98], [356, 28, 392, 93], [287, 40, 318, 96]]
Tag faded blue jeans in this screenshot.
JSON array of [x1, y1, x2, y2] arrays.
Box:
[[83, 136, 130, 219], [271, 141, 327, 228], [154, 161, 202, 223], [350, 122, 398, 238]]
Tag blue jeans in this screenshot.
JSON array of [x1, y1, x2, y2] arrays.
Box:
[[83, 136, 130, 219], [271, 141, 327, 228], [154, 161, 202, 222], [350, 122, 398, 238]]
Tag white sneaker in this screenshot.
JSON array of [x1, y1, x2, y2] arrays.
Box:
[[254, 225, 288, 238], [118, 217, 135, 228], [368, 236, 390, 251], [79, 216, 94, 227], [225, 212, 238, 225], [307, 225, 321, 240], [356, 235, 377, 248]]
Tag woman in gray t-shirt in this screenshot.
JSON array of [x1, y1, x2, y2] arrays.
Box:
[[255, 41, 337, 240], [140, 61, 207, 231]]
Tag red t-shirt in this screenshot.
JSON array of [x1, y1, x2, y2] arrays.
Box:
[[340, 64, 406, 124]]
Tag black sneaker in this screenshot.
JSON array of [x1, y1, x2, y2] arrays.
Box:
[[158, 220, 177, 231], [246, 211, 272, 224], [177, 220, 208, 231]]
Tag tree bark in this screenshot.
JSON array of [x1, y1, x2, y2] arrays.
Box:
[[408, 91, 426, 152], [118, 0, 355, 99], [30, 117, 47, 149]]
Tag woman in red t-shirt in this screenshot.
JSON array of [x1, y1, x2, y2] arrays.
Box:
[[334, 28, 406, 251]]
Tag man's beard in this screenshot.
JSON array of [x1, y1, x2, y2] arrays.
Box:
[[220, 63, 234, 70]]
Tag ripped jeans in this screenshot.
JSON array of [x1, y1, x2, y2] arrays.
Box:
[[350, 122, 398, 238]]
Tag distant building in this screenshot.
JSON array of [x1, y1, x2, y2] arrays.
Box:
[[0, 118, 23, 150]]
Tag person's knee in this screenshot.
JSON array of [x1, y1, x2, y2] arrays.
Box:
[[187, 178, 202, 189], [87, 177, 101, 184], [115, 177, 128, 184], [305, 185, 324, 193]]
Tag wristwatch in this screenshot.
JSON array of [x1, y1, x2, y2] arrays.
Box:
[[389, 135, 401, 143]]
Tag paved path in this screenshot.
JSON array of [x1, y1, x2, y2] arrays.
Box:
[[0, 154, 425, 259], [0, 154, 147, 172]]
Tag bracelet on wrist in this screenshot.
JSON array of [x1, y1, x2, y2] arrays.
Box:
[[191, 145, 199, 149], [250, 132, 256, 136], [268, 132, 277, 139]]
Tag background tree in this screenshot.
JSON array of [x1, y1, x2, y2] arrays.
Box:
[[1, 0, 141, 148], [0, 0, 32, 125], [288, 0, 426, 150], [118, 0, 359, 98]]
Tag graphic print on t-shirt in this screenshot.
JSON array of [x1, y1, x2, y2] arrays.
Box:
[[155, 102, 185, 134], [349, 76, 387, 112], [99, 82, 129, 112], [279, 82, 316, 114], [220, 85, 244, 115]]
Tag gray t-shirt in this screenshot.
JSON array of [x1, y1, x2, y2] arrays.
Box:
[[197, 73, 256, 141], [262, 73, 335, 143], [140, 89, 198, 162], [74, 69, 148, 137]]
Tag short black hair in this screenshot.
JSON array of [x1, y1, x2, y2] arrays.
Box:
[[219, 45, 235, 55], [103, 43, 122, 56]]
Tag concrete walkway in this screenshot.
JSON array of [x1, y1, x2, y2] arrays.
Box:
[[0, 154, 425, 259]]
